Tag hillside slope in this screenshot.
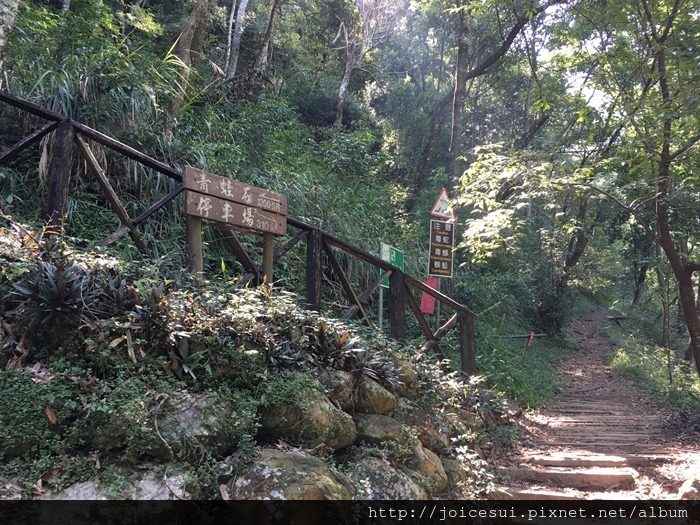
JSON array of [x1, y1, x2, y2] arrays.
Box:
[[0, 222, 509, 500]]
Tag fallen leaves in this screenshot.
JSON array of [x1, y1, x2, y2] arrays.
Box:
[[45, 405, 57, 425]]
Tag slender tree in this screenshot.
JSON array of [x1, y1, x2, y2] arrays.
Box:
[[0, 0, 19, 76], [225, 0, 250, 81]]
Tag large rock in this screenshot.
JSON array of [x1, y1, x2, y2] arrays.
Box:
[[443, 458, 471, 488], [92, 391, 241, 459], [678, 478, 700, 500], [317, 369, 354, 410], [154, 392, 240, 457], [354, 377, 397, 415], [444, 407, 483, 436], [351, 457, 428, 499], [354, 414, 408, 447], [231, 449, 355, 500], [395, 399, 450, 454], [46, 472, 187, 500], [406, 443, 448, 494], [258, 386, 356, 450], [394, 356, 420, 400]]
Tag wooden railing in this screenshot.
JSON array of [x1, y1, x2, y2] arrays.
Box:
[[0, 90, 477, 376]]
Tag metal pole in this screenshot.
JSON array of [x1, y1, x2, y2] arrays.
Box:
[[435, 277, 441, 333], [378, 287, 384, 329]]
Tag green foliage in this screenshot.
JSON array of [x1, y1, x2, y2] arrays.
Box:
[[472, 323, 571, 408], [601, 309, 700, 412]]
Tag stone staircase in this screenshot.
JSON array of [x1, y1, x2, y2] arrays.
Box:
[[492, 394, 674, 499]]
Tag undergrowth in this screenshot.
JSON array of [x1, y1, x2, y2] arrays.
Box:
[[0, 220, 502, 498], [600, 307, 700, 412]]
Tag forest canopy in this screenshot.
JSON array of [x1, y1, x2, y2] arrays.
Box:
[[2, 0, 700, 384]]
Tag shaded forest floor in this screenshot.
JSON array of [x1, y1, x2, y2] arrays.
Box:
[[491, 308, 700, 499]]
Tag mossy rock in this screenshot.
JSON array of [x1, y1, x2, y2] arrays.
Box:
[[354, 376, 397, 415], [353, 413, 408, 447], [351, 457, 428, 499], [395, 398, 450, 454], [87, 382, 255, 460], [317, 369, 354, 410], [406, 443, 448, 493], [231, 449, 355, 500], [258, 374, 356, 450]]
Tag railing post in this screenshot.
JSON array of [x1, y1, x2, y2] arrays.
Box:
[[389, 270, 406, 343], [459, 311, 476, 376], [44, 119, 74, 232], [305, 229, 322, 311]]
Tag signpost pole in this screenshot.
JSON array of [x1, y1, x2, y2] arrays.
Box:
[[378, 287, 384, 329], [186, 212, 203, 275], [262, 232, 274, 286], [435, 277, 441, 333]]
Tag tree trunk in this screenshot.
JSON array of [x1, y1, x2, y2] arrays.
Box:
[[0, 0, 19, 73], [254, 0, 284, 72], [225, 0, 249, 81], [656, 243, 671, 349], [559, 199, 589, 287], [448, 12, 468, 194], [406, 89, 453, 213], [166, 0, 211, 129], [651, 23, 700, 376], [334, 33, 359, 128], [632, 262, 648, 306], [224, 0, 237, 69]]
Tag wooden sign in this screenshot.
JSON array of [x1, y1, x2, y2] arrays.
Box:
[[186, 192, 287, 235], [185, 166, 287, 235], [185, 166, 287, 215], [184, 166, 288, 281], [428, 220, 454, 278]]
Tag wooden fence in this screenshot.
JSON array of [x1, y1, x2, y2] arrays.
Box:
[[0, 90, 477, 376]]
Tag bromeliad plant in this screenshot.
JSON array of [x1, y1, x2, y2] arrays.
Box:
[[10, 260, 92, 333]]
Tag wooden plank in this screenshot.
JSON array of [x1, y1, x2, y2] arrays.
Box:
[[92, 225, 130, 249], [131, 185, 185, 227], [404, 280, 436, 342], [75, 135, 150, 257], [216, 225, 260, 282], [389, 270, 406, 342], [420, 312, 460, 355], [459, 311, 476, 376], [292, 215, 474, 315], [72, 121, 183, 182], [305, 229, 322, 311], [274, 229, 307, 261], [0, 121, 59, 165], [44, 120, 74, 231], [0, 90, 63, 121], [322, 239, 371, 327], [186, 191, 286, 235], [184, 166, 287, 215], [344, 270, 391, 320], [405, 273, 475, 315]]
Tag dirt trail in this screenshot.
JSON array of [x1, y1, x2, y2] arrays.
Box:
[[492, 308, 700, 500]]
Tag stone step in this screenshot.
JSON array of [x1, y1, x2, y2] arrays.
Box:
[[491, 486, 638, 500], [526, 453, 671, 468], [498, 466, 636, 491]]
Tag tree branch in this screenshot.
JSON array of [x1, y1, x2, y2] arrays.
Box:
[[555, 181, 658, 241]]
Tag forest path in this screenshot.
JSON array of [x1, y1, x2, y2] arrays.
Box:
[[491, 308, 700, 499]]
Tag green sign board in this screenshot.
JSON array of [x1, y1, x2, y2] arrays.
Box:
[[380, 242, 404, 288]]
